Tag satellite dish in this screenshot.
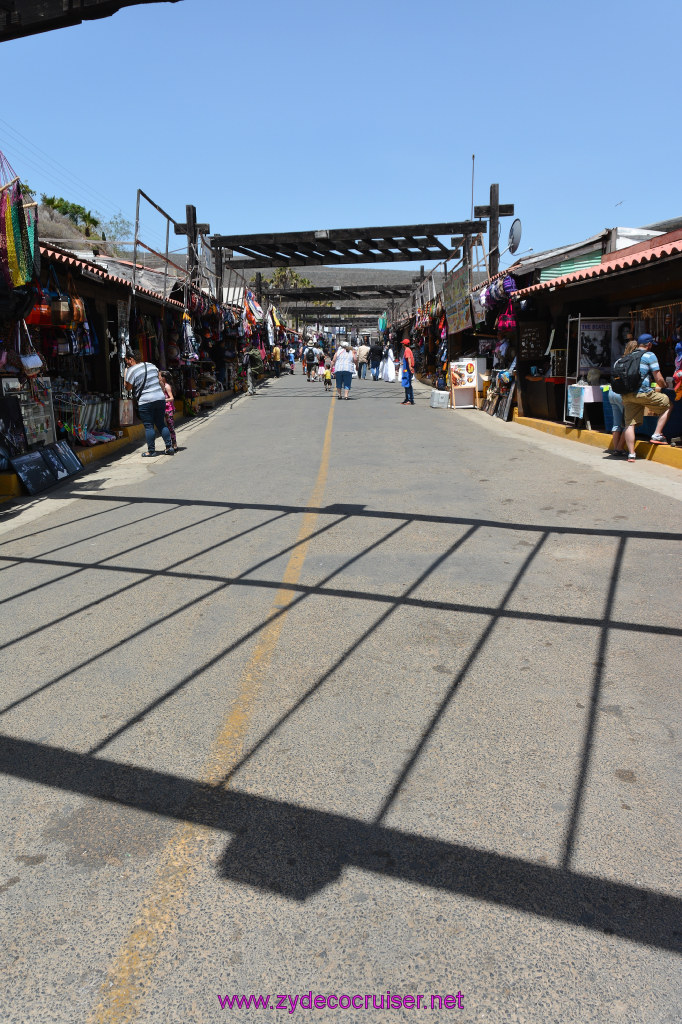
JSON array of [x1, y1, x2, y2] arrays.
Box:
[[508, 218, 522, 254]]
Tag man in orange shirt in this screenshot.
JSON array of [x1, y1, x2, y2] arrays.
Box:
[[401, 339, 415, 405]]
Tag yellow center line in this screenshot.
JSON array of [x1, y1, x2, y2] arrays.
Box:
[[88, 397, 335, 1024]]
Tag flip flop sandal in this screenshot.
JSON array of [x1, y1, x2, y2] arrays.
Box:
[[142, 451, 157, 458]]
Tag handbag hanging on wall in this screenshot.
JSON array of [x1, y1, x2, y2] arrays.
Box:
[[67, 273, 85, 324], [497, 300, 517, 334], [47, 264, 72, 326], [18, 321, 44, 377], [25, 283, 53, 326]]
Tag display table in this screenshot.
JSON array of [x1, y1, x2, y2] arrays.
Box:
[[522, 376, 567, 421]]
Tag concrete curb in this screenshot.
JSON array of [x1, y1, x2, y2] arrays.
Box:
[[512, 412, 682, 470]]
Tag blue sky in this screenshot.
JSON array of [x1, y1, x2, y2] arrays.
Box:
[[1, 0, 680, 270]]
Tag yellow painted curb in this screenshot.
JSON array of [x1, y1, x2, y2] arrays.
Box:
[[513, 412, 682, 470]]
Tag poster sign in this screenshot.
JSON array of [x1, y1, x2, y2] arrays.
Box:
[[609, 320, 633, 367], [443, 266, 472, 334], [567, 384, 585, 418], [10, 450, 58, 495], [41, 445, 70, 481], [470, 287, 486, 324], [449, 360, 477, 409], [55, 440, 83, 475], [579, 321, 611, 372], [450, 360, 477, 389], [9, 442, 82, 495]]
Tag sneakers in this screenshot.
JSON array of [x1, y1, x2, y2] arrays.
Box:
[[164, 447, 175, 456], [627, 452, 636, 463], [650, 434, 668, 445]]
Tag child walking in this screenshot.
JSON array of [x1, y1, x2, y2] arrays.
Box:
[[160, 371, 178, 451]]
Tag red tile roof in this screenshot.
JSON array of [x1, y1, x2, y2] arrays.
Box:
[[40, 244, 183, 308], [514, 231, 682, 298]]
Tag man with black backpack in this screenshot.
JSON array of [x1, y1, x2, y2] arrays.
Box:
[[612, 333, 670, 462], [305, 344, 317, 381]]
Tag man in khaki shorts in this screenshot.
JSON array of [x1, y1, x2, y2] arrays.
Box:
[[622, 334, 670, 462]]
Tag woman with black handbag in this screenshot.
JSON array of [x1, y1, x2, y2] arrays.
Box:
[[124, 349, 175, 457]]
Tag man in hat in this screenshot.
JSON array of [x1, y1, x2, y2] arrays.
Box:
[[621, 334, 670, 462]]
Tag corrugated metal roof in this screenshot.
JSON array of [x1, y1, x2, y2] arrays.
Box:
[[514, 234, 682, 297], [538, 250, 602, 281]]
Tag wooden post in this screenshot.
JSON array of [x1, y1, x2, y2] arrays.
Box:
[[489, 183, 500, 277], [214, 247, 223, 302], [186, 204, 197, 288], [255, 271, 262, 305]]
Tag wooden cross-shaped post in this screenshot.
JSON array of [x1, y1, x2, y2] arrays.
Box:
[[474, 185, 515, 277], [174, 205, 209, 289]]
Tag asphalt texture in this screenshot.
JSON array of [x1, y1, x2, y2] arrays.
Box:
[[1, 371, 680, 1024]]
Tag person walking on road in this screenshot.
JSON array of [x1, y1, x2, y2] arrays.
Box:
[[619, 333, 671, 462], [369, 341, 382, 380], [288, 346, 295, 374], [401, 339, 415, 405], [305, 344, 317, 381], [382, 341, 396, 382], [272, 341, 281, 378], [124, 349, 175, 457], [243, 344, 262, 395], [357, 338, 370, 379], [331, 339, 357, 400]]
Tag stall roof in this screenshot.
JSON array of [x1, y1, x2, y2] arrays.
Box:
[[41, 244, 183, 307], [514, 229, 682, 297]]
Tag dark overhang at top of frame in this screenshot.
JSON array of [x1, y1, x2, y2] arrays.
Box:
[[1, 0, 182, 43]]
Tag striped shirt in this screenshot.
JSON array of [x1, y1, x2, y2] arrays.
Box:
[[126, 362, 165, 405], [333, 348, 355, 373]]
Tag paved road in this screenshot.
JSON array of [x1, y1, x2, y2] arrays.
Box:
[[1, 373, 680, 1024]]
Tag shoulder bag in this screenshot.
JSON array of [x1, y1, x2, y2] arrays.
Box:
[[130, 362, 148, 415]]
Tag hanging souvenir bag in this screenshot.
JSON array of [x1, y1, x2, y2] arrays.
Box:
[[25, 283, 53, 326], [24, 203, 40, 279], [490, 276, 506, 304], [3, 181, 32, 287], [497, 300, 517, 334], [67, 273, 85, 324], [0, 186, 10, 287], [18, 321, 44, 376], [47, 265, 72, 325], [3, 183, 21, 286], [503, 274, 516, 295]]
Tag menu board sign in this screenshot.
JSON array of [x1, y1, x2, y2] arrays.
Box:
[[519, 322, 547, 360], [450, 360, 478, 389]]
